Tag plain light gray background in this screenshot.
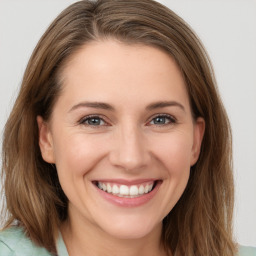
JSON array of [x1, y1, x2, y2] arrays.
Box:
[[0, 0, 255, 247]]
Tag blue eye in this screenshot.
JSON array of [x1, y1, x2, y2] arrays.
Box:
[[150, 115, 175, 125], [80, 116, 106, 126]]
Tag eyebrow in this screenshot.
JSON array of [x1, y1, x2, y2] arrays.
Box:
[[69, 100, 185, 112], [69, 102, 115, 112], [146, 101, 185, 112]]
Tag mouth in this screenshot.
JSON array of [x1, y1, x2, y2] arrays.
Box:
[[92, 180, 160, 198]]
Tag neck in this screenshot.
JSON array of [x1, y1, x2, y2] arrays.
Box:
[[61, 211, 169, 256]]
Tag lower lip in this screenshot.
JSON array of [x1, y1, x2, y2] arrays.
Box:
[[94, 181, 161, 207]]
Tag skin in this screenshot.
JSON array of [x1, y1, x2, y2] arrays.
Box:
[[38, 40, 205, 256]]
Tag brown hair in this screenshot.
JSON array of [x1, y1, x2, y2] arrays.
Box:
[[1, 0, 236, 255]]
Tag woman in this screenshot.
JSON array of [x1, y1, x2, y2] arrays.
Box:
[[0, 0, 255, 255]]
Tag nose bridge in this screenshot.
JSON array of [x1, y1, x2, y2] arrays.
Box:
[[110, 122, 149, 171]]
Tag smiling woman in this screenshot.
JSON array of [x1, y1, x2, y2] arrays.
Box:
[[36, 41, 205, 248], [0, 0, 254, 256]]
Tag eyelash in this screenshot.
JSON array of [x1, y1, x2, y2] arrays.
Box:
[[78, 114, 176, 127], [79, 115, 109, 127], [148, 114, 176, 127]]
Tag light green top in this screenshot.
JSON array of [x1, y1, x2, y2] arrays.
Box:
[[0, 226, 255, 255], [0, 227, 68, 256], [239, 246, 256, 256]]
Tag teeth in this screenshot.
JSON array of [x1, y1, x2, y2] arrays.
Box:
[[97, 181, 155, 197], [98, 182, 103, 190], [138, 185, 144, 195], [120, 185, 129, 195], [107, 184, 112, 193], [144, 184, 149, 193], [129, 185, 139, 196], [102, 183, 107, 192], [112, 185, 119, 194]]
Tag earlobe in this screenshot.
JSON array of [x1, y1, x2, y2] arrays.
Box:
[[190, 117, 205, 166], [37, 116, 55, 164]]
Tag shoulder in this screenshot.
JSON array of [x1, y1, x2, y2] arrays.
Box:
[[239, 245, 256, 256], [0, 226, 50, 256]]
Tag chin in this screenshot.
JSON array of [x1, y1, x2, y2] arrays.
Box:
[[97, 214, 162, 240]]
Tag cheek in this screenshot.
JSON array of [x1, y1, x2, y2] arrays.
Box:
[[52, 133, 109, 208], [151, 133, 193, 213], [53, 133, 107, 177], [151, 131, 193, 174]]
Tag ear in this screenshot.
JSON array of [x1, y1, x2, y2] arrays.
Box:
[[37, 116, 55, 164], [190, 117, 205, 166]]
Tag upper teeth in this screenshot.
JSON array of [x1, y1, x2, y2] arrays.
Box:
[[97, 182, 154, 197]]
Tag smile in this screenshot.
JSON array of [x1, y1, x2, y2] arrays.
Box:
[[96, 181, 155, 198], [92, 179, 161, 207]]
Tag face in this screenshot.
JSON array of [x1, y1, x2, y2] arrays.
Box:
[[38, 40, 204, 240]]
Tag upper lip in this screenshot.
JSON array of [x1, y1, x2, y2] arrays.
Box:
[[92, 179, 160, 185]]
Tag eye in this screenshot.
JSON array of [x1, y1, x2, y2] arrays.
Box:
[[149, 114, 176, 126], [79, 115, 107, 126]]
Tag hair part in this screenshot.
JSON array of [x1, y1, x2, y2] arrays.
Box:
[[1, 0, 236, 255]]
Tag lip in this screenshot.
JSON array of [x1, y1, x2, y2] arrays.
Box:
[[93, 179, 162, 207], [94, 178, 156, 186]]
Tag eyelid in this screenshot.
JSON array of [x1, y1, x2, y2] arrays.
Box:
[[77, 113, 177, 127], [147, 113, 177, 126], [78, 114, 110, 126]]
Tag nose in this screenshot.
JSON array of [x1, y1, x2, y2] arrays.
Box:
[[109, 124, 150, 172]]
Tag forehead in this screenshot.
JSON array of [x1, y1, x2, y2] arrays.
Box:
[[58, 40, 190, 109]]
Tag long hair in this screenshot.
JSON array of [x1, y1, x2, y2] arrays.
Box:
[[1, 0, 236, 255]]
